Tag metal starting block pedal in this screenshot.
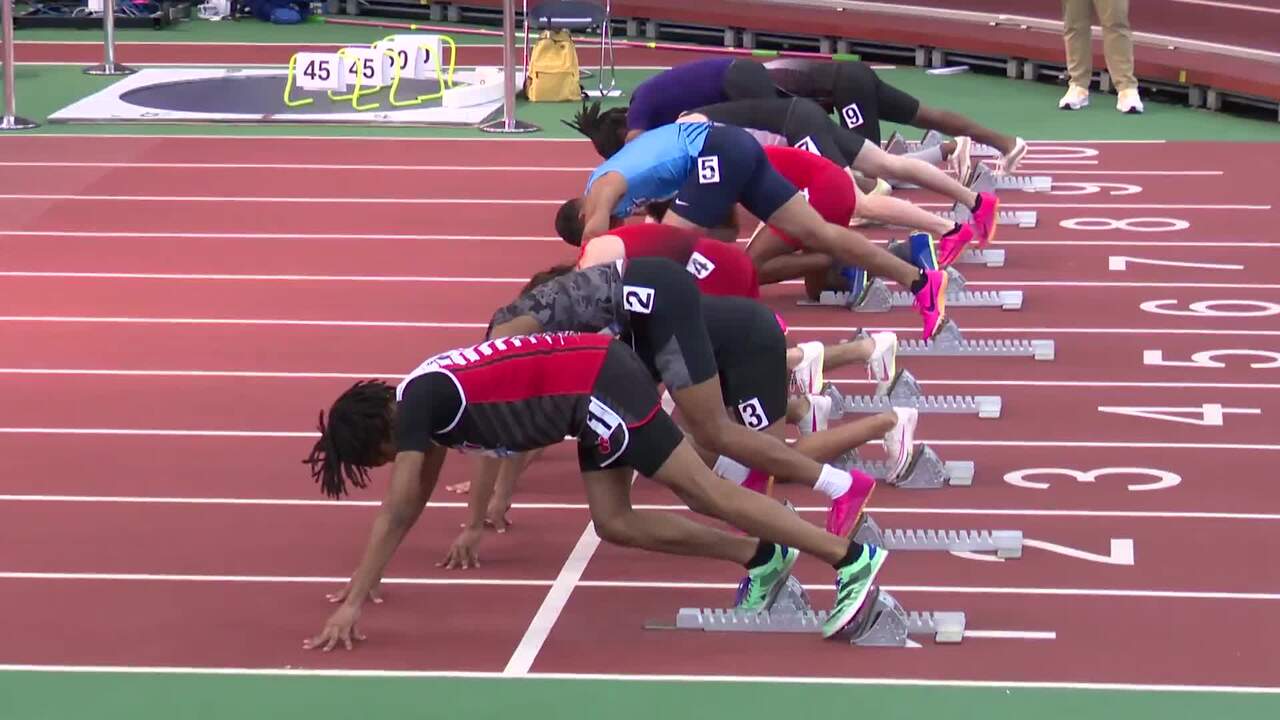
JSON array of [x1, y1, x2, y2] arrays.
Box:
[[853, 514, 1023, 559], [955, 247, 1006, 267], [823, 372, 1002, 419], [651, 577, 965, 647], [863, 321, 1055, 361], [939, 204, 1037, 228], [966, 161, 1051, 193], [799, 277, 1023, 311], [834, 444, 974, 488]]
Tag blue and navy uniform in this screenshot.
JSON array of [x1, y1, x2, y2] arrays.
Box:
[[585, 122, 798, 229]]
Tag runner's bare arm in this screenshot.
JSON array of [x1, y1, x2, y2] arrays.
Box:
[[489, 315, 544, 338], [341, 445, 448, 602], [581, 172, 628, 241], [576, 234, 625, 269]]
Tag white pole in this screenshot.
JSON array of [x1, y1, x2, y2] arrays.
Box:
[[480, 0, 539, 133], [1, 0, 38, 130], [84, 0, 136, 76]]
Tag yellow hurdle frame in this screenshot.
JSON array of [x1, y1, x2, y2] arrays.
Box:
[[379, 34, 459, 108], [328, 47, 402, 111]]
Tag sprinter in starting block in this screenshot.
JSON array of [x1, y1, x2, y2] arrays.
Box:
[[555, 119, 948, 340], [301, 332, 889, 650]]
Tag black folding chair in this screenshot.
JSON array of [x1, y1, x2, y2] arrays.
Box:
[[522, 0, 619, 97]]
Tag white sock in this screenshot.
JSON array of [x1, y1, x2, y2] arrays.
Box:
[[814, 464, 853, 499], [713, 455, 751, 484]]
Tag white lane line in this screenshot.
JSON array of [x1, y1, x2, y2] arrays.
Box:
[[0, 135, 1170, 143], [5, 495, 1280, 521], [4, 572, 1277, 601], [5, 230, 1280, 248], [830, 379, 1280, 390], [0, 194, 562, 205], [0, 163, 1228, 175], [504, 524, 601, 675], [3, 369, 1280, 392], [963, 630, 1057, 640], [1170, 0, 1280, 15], [5, 664, 1278, 694], [4, 272, 1280, 290], [0, 572, 552, 586], [0, 161, 597, 172], [0, 194, 1269, 210], [2, 428, 1278, 449], [7, 489, 1280, 517], [5, 316, 1280, 336], [0, 428, 318, 438]]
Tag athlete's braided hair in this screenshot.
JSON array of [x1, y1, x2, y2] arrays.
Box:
[[563, 101, 628, 159], [304, 380, 396, 499]]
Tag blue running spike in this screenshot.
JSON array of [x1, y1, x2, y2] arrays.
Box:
[[908, 232, 939, 271]]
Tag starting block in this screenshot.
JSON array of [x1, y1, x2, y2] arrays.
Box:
[[966, 162, 1051, 193], [885, 128, 999, 159], [956, 247, 1006, 267], [864, 321, 1056, 361], [835, 443, 974, 488], [939, 203, 1038, 228], [853, 515, 1024, 559], [822, 372, 1002, 419], [798, 277, 1024, 312], [649, 578, 965, 647]]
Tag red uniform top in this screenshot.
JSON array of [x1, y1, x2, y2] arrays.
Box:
[[764, 146, 858, 250], [395, 332, 613, 455], [582, 223, 760, 299]]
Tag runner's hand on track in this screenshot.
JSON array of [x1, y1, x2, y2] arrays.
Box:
[[445, 480, 471, 494], [439, 527, 484, 569], [303, 605, 365, 652], [485, 498, 512, 533], [326, 580, 384, 605]]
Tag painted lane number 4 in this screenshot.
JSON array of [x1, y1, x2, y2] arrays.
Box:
[[954, 538, 1135, 566]]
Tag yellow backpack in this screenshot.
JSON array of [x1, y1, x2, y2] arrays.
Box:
[[524, 29, 583, 102]]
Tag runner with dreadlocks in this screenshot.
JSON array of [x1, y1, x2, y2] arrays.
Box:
[[301, 332, 888, 652], [554, 120, 949, 341]]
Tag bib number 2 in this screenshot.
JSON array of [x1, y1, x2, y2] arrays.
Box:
[[623, 285, 656, 314]]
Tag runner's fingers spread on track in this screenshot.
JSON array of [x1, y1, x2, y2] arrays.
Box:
[[304, 606, 363, 652], [445, 480, 472, 494], [438, 528, 483, 569]]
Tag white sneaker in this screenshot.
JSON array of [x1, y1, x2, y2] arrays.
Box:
[[999, 136, 1027, 176], [870, 177, 894, 196], [865, 332, 898, 383], [1058, 85, 1089, 110], [798, 393, 832, 436], [1117, 88, 1144, 114], [791, 341, 825, 395], [949, 136, 973, 184], [883, 407, 919, 480]]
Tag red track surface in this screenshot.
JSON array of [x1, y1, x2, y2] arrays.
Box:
[[1, 134, 1279, 689]]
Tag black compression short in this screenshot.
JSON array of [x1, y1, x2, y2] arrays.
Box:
[[703, 296, 789, 432], [667, 125, 798, 229], [695, 97, 869, 167], [619, 257, 721, 392], [578, 340, 685, 476], [765, 59, 921, 146]]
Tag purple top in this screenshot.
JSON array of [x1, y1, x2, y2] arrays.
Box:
[[626, 58, 734, 131]]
